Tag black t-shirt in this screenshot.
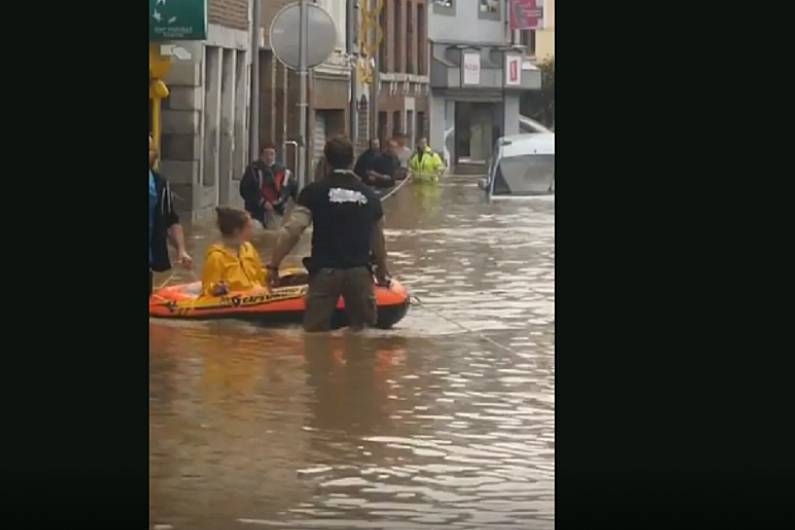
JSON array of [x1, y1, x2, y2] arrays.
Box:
[[297, 170, 383, 269]]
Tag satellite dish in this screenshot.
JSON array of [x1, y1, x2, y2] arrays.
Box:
[[270, 3, 337, 70]]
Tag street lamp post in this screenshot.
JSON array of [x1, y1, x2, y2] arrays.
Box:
[[297, 0, 309, 190]]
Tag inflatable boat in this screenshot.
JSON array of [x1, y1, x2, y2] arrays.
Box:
[[149, 267, 410, 329]]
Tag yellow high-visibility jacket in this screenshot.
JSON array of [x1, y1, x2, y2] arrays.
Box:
[[409, 147, 445, 183], [201, 242, 267, 297]]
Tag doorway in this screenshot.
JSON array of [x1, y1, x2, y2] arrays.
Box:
[[454, 101, 497, 166]]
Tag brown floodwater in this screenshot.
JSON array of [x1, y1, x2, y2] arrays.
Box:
[[150, 175, 555, 529]]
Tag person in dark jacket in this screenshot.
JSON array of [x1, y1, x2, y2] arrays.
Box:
[[239, 142, 296, 228], [353, 138, 381, 180], [369, 138, 401, 188], [149, 135, 192, 295], [355, 138, 397, 188]]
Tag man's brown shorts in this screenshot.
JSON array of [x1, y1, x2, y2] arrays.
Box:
[[303, 266, 377, 332]]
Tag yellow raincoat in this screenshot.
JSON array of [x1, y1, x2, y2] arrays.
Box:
[[409, 147, 445, 183], [201, 242, 268, 297]]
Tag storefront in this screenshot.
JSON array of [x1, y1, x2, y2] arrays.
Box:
[[429, 41, 541, 171], [150, 0, 253, 220], [310, 75, 349, 166]]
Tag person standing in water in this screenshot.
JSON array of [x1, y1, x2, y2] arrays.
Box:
[[367, 138, 401, 188], [394, 133, 412, 180], [395, 133, 412, 167], [266, 136, 391, 332], [149, 135, 192, 295], [354, 137, 398, 189], [353, 138, 382, 181], [409, 137, 445, 183], [240, 142, 296, 229]]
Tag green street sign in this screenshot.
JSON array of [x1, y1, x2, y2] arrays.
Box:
[[150, 0, 208, 41]]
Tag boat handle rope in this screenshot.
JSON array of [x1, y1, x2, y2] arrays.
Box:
[[155, 270, 177, 291], [155, 267, 199, 291], [409, 295, 517, 355]]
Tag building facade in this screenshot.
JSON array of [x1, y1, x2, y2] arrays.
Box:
[[308, 1, 351, 170], [259, 0, 350, 180], [375, 0, 430, 150], [428, 0, 541, 171], [514, 0, 554, 62], [157, 0, 254, 221], [535, 0, 554, 61], [154, 0, 353, 219]]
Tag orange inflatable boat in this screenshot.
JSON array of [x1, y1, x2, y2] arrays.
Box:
[[149, 267, 410, 329]]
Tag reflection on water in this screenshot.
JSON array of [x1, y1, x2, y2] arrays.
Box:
[[150, 175, 554, 529]]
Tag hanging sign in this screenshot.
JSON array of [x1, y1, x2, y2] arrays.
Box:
[[506, 54, 522, 86], [463, 51, 481, 85]]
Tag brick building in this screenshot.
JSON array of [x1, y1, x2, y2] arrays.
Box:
[[158, 0, 253, 220], [375, 0, 430, 149], [259, 0, 351, 180]]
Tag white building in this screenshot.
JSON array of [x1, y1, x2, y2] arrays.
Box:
[[428, 0, 541, 172]]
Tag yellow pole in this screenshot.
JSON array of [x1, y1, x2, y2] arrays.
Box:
[[151, 95, 162, 169], [149, 43, 172, 170]]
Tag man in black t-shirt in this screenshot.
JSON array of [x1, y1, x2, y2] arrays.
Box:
[[266, 136, 391, 331]]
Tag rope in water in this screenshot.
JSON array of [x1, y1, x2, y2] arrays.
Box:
[[409, 295, 518, 355], [378, 173, 413, 202], [379, 178, 517, 354]]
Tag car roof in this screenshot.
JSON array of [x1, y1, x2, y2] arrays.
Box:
[[499, 133, 555, 157]]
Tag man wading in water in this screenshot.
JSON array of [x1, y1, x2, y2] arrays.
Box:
[[266, 136, 391, 332]]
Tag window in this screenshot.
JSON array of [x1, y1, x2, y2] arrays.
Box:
[[380, 5, 387, 72], [407, 1, 414, 74], [418, 4, 426, 75], [378, 112, 387, 144], [432, 0, 455, 16], [417, 112, 426, 140], [392, 111, 402, 138], [520, 29, 537, 56], [478, 0, 501, 20], [394, 0, 402, 72]]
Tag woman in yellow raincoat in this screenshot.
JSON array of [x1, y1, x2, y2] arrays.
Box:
[[408, 137, 445, 184], [201, 207, 268, 297]]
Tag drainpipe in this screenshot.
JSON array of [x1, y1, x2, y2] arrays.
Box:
[[250, 0, 261, 161], [347, 0, 358, 147], [149, 43, 173, 170]]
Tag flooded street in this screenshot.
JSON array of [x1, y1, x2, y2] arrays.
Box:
[[150, 175, 555, 529]]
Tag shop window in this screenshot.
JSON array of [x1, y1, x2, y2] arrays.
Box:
[[478, 0, 501, 20], [433, 0, 455, 16]]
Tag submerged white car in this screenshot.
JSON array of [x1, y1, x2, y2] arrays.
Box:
[[480, 117, 555, 197]]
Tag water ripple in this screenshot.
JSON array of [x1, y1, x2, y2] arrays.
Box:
[[150, 175, 554, 529]]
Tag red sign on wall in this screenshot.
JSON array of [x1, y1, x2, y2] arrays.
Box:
[[509, 0, 543, 31], [506, 55, 522, 86]]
